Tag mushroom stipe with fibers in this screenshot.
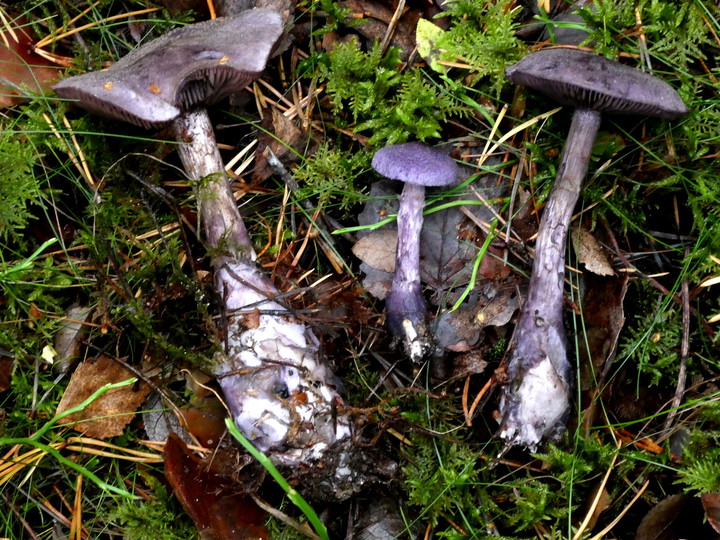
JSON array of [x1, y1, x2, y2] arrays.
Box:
[[500, 48, 688, 450], [371, 142, 459, 362], [54, 9, 352, 467]]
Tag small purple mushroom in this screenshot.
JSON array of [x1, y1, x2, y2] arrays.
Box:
[[371, 142, 459, 361], [499, 48, 688, 450]]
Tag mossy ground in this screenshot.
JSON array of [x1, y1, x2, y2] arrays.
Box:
[[1, 0, 719, 538]]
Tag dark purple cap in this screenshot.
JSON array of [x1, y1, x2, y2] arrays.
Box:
[[371, 142, 459, 187], [53, 9, 283, 128], [506, 48, 689, 119]]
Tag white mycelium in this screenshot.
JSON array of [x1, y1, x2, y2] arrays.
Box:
[[214, 260, 351, 465]]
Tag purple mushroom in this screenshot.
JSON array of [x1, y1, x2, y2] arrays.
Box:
[[371, 142, 459, 361], [499, 48, 688, 450], [53, 9, 353, 464]]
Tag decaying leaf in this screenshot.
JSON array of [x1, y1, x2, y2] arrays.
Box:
[[164, 433, 268, 539], [571, 226, 614, 276], [634, 493, 716, 540], [0, 14, 62, 107], [143, 392, 194, 445], [701, 492, 720, 534], [577, 274, 628, 391], [0, 352, 12, 393], [338, 0, 419, 58], [582, 483, 612, 532], [353, 495, 409, 539], [53, 304, 92, 373], [56, 355, 151, 439], [352, 229, 398, 273], [435, 282, 518, 351]]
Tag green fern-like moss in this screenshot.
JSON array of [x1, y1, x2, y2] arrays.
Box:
[[0, 132, 42, 244], [676, 402, 720, 493], [317, 39, 469, 145]]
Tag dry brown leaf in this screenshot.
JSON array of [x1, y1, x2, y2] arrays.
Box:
[[571, 226, 614, 276], [352, 229, 398, 273], [56, 355, 151, 439], [253, 107, 309, 181], [0, 14, 62, 107], [701, 492, 720, 534], [577, 274, 628, 391]]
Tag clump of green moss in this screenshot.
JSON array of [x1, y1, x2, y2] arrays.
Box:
[[0, 132, 43, 244], [317, 39, 468, 146]]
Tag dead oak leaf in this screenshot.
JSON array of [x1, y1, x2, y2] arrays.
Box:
[[571, 226, 614, 276], [56, 355, 150, 439]]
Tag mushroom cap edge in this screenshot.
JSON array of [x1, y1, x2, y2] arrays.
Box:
[[505, 48, 689, 119]]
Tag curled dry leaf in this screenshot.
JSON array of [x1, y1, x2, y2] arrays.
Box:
[[571, 225, 614, 276], [56, 355, 151, 439]]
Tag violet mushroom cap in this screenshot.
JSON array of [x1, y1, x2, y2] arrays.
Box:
[[371, 142, 459, 361], [506, 48, 689, 119], [498, 48, 689, 450], [53, 9, 283, 128]]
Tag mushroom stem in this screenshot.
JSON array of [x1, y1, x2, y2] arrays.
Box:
[[499, 107, 601, 450], [386, 182, 429, 358], [172, 107, 351, 462], [173, 109, 253, 255]]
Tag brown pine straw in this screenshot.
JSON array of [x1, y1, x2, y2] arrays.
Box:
[[462, 375, 494, 427], [0, 436, 163, 488], [34, 6, 160, 50], [70, 474, 83, 540]]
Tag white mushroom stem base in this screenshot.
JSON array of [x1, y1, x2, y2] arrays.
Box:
[[499, 108, 601, 450], [173, 109, 351, 465]]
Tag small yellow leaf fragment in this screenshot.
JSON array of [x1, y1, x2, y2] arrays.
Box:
[[149, 83, 162, 94], [219, 55, 229, 65], [103, 81, 113, 90], [42, 344, 57, 364]]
